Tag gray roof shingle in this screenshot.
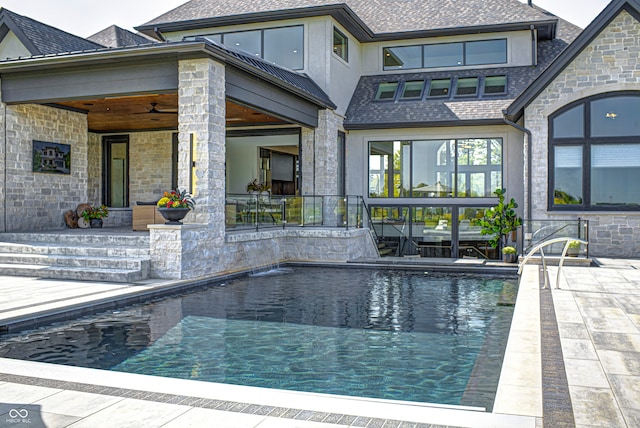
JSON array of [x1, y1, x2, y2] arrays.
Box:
[[0, 8, 103, 56], [87, 25, 155, 48], [140, 0, 558, 37]]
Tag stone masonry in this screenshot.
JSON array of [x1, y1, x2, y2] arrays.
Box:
[[524, 10, 640, 257], [2, 104, 88, 232]]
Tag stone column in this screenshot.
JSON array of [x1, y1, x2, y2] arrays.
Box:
[[299, 109, 342, 196], [177, 57, 226, 236]]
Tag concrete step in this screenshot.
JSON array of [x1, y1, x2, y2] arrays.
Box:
[[0, 230, 151, 283], [0, 263, 148, 283]]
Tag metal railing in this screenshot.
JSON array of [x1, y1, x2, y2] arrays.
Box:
[[225, 194, 365, 232], [519, 219, 589, 258]]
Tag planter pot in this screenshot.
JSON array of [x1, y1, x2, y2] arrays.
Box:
[[89, 218, 103, 228], [502, 253, 517, 263], [158, 207, 190, 225]]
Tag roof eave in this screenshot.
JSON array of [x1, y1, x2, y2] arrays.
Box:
[[506, 0, 640, 119], [0, 41, 335, 110], [137, 7, 557, 43], [137, 5, 373, 42]]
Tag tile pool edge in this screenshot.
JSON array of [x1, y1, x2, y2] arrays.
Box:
[[0, 358, 536, 428], [493, 264, 543, 419]]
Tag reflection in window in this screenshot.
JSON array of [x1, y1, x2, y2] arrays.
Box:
[[428, 79, 451, 97], [401, 81, 425, 99], [333, 27, 348, 61], [553, 105, 584, 138], [455, 77, 479, 97], [375, 82, 399, 100], [591, 144, 640, 206], [368, 141, 409, 197], [370, 138, 502, 198], [466, 39, 507, 65], [383, 46, 422, 70], [484, 76, 507, 94], [553, 146, 583, 205], [591, 96, 640, 137], [211, 25, 304, 69], [264, 26, 304, 69], [224, 30, 261, 57], [424, 43, 463, 68]]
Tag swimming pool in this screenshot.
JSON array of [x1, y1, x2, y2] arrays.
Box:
[[0, 267, 516, 411]]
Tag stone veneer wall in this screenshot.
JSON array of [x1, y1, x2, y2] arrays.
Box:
[[300, 110, 342, 196], [150, 225, 378, 279], [128, 131, 175, 203], [524, 10, 640, 257], [3, 104, 88, 231]]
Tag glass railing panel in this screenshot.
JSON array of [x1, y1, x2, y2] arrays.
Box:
[[522, 220, 588, 256]]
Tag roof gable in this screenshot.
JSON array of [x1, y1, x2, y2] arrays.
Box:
[[138, 0, 559, 42], [88, 25, 154, 48], [0, 8, 103, 58], [506, 0, 640, 120]]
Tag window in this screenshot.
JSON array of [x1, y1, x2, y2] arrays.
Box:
[[400, 81, 425, 99], [455, 77, 479, 97], [263, 26, 304, 69], [549, 92, 640, 210], [428, 79, 451, 97], [375, 82, 399, 100], [383, 46, 422, 70], [333, 27, 348, 62], [465, 39, 507, 65], [383, 39, 507, 71], [424, 43, 463, 68], [369, 138, 502, 198], [484, 76, 507, 94], [212, 25, 304, 70]]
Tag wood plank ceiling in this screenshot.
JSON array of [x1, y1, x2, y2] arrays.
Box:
[[56, 93, 286, 132]]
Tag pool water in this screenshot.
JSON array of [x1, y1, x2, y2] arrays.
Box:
[[0, 267, 516, 410]]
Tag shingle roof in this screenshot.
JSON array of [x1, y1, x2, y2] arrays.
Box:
[[0, 8, 103, 56], [344, 15, 582, 129], [140, 0, 558, 39], [87, 25, 155, 48]]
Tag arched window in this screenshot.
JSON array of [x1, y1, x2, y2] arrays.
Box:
[[549, 92, 640, 210]]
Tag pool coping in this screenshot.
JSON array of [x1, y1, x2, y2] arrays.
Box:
[[0, 265, 537, 427]]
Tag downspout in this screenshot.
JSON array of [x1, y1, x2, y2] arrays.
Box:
[[530, 25, 538, 67], [502, 110, 533, 224], [2, 102, 5, 232]]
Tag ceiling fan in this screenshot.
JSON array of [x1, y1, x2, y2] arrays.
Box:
[[137, 102, 177, 115]]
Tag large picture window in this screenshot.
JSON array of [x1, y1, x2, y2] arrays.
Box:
[[205, 25, 304, 70], [383, 39, 506, 71], [549, 92, 640, 210], [368, 138, 502, 198]]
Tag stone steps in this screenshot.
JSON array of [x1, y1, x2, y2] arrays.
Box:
[[0, 230, 151, 283]]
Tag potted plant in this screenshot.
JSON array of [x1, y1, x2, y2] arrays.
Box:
[[246, 178, 270, 194], [80, 205, 109, 228], [479, 188, 523, 259], [156, 189, 196, 225], [502, 245, 517, 263], [567, 240, 580, 257]]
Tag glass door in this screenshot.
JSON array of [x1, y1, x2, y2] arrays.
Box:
[[103, 135, 129, 208]]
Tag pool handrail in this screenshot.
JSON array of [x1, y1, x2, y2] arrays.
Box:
[[518, 237, 588, 289]]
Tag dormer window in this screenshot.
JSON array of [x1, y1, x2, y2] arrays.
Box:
[[484, 76, 507, 94], [375, 82, 399, 100], [333, 27, 348, 62], [401, 81, 425, 99], [455, 77, 479, 97], [428, 79, 451, 97]]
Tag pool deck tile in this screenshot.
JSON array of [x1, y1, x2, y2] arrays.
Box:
[[0, 258, 639, 427]]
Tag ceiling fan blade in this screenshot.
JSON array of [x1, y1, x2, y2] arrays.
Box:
[[135, 103, 178, 115]]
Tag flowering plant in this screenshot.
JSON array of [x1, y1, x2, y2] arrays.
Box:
[[80, 205, 109, 221], [157, 189, 195, 209]]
